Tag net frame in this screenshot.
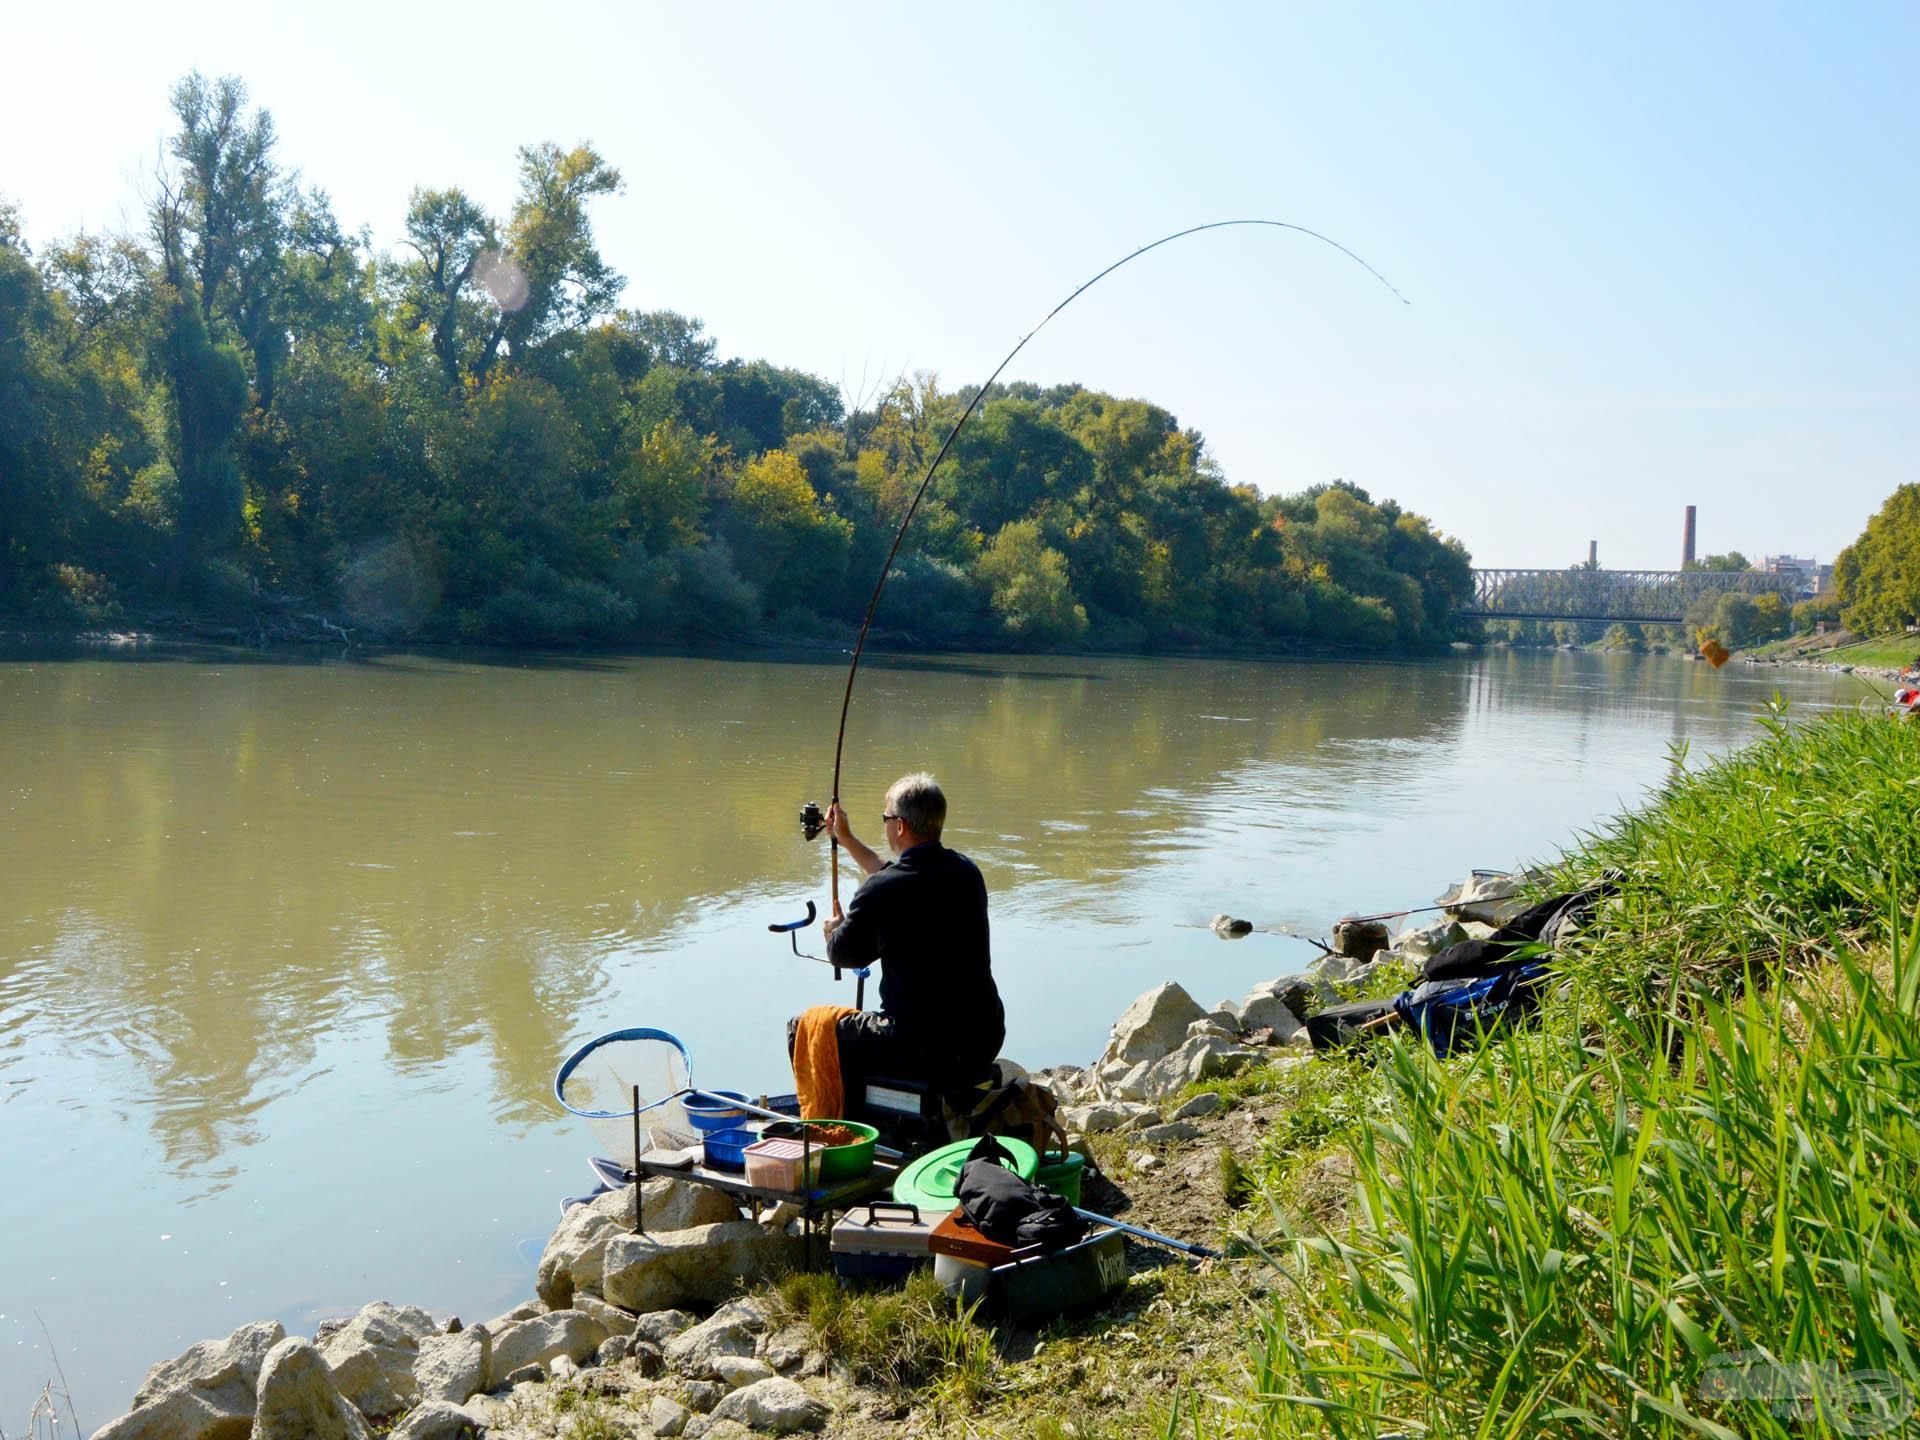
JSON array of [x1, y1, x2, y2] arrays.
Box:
[[553, 1026, 695, 1163]]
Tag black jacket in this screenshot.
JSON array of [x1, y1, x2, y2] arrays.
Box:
[[826, 841, 1004, 1073]]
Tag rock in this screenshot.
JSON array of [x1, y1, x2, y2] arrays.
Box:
[[1170, 1092, 1223, 1121], [1237, 991, 1307, 1043], [666, 1309, 760, 1378], [1130, 1151, 1160, 1172], [1061, 1099, 1158, 1133], [1136, 1120, 1204, 1145], [1186, 1018, 1238, 1042], [253, 1338, 375, 1440], [715, 1356, 776, 1388], [1132, 1035, 1258, 1100], [1330, 917, 1391, 961], [537, 1180, 743, 1309], [1437, 872, 1528, 926], [91, 1320, 286, 1440], [1308, 951, 1367, 984], [501, 1363, 545, 1388], [707, 1377, 829, 1434], [686, 1422, 756, 1440], [1101, 982, 1206, 1068], [1199, 1007, 1240, 1032], [649, 1394, 693, 1436], [1028, 1064, 1086, 1101], [603, 1221, 799, 1313], [318, 1301, 439, 1419], [634, 1309, 698, 1347], [486, 1309, 609, 1389], [388, 1399, 487, 1440], [1210, 915, 1253, 938], [684, 1380, 727, 1413], [1392, 918, 1468, 963], [486, 1299, 544, 1330], [597, 1334, 634, 1367], [629, 1340, 667, 1378], [574, 1293, 640, 1337], [759, 1326, 811, 1374], [549, 1354, 578, 1383], [412, 1325, 490, 1406]]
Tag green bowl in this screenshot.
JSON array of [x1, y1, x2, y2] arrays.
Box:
[[765, 1119, 879, 1181]]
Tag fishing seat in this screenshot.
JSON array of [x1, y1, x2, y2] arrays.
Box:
[[854, 1062, 1069, 1159]]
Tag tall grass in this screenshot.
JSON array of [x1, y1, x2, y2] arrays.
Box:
[[1238, 707, 1920, 1438]]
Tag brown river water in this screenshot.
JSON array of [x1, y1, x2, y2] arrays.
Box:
[[0, 646, 1860, 1428]]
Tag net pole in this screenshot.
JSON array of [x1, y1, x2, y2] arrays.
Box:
[[631, 1083, 642, 1234]]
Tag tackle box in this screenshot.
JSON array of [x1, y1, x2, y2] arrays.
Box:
[[829, 1201, 943, 1285], [991, 1228, 1128, 1322]]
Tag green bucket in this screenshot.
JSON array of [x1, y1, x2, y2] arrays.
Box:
[[1035, 1151, 1086, 1206]]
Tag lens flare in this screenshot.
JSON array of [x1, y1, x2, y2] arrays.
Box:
[[474, 250, 530, 312]]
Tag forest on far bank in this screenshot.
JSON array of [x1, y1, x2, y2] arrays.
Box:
[[0, 74, 1473, 655]]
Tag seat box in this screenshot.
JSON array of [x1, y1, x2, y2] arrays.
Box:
[[991, 1229, 1128, 1321], [830, 1201, 941, 1286]]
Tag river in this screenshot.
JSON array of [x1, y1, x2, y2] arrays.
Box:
[[0, 646, 1859, 1428]]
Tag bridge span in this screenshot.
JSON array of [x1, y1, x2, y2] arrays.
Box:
[[1461, 569, 1803, 624]]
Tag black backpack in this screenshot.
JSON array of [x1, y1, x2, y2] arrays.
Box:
[[954, 1134, 1087, 1251]]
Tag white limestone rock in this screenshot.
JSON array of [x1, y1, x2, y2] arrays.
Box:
[[1170, 1092, 1223, 1121], [706, 1376, 829, 1434], [538, 1180, 742, 1309], [412, 1325, 490, 1406], [89, 1320, 287, 1440], [1101, 983, 1206, 1068], [387, 1399, 487, 1440], [602, 1222, 799, 1314], [485, 1310, 608, 1390], [318, 1301, 439, 1419], [649, 1394, 693, 1436], [253, 1338, 375, 1440]]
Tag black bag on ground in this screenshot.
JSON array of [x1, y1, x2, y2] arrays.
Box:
[[955, 1134, 1086, 1251], [1306, 997, 1398, 1052]]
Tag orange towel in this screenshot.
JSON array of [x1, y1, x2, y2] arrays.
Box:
[[792, 1004, 858, 1120]]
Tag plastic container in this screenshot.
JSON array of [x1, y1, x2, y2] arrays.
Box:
[[763, 1120, 878, 1181], [1035, 1151, 1087, 1206], [701, 1126, 761, 1171], [743, 1136, 820, 1192], [683, 1090, 753, 1132], [934, 1253, 990, 1303], [928, 1209, 1021, 1266]]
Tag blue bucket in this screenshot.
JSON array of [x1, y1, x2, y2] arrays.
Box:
[[683, 1090, 752, 1132]]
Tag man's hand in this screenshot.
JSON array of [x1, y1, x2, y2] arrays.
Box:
[[822, 900, 844, 944], [825, 801, 854, 848]]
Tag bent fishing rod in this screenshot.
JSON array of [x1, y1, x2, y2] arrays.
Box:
[[781, 219, 1409, 940]]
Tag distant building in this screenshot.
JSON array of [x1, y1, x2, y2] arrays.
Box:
[[1760, 555, 1834, 596]]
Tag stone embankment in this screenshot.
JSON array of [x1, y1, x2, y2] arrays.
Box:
[[87, 876, 1516, 1440]]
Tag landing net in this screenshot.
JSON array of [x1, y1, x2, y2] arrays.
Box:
[[553, 1027, 695, 1165]]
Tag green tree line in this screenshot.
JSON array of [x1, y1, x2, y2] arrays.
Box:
[[1, 74, 1472, 652]]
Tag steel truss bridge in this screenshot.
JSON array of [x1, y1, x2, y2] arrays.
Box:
[[1461, 569, 1804, 624]]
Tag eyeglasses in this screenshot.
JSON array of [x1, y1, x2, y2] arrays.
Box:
[[881, 812, 899, 825]]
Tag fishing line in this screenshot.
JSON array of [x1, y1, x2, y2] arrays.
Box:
[[819, 219, 1410, 905]]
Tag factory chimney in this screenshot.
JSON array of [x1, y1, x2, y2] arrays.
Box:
[[1682, 506, 1697, 569], [1588, 540, 1598, 567]]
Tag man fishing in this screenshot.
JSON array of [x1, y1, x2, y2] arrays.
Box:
[[786, 772, 1005, 1117]]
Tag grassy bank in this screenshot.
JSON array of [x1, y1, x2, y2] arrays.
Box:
[[1234, 704, 1920, 1438]]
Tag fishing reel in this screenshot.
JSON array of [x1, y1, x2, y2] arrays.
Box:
[[799, 800, 826, 841]]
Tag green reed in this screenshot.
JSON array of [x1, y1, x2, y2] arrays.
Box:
[[1237, 706, 1920, 1438]]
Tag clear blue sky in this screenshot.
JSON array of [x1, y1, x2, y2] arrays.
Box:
[[7, 2, 1915, 569]]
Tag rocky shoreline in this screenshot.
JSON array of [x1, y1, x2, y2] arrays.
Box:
[[85, 878, 1520, 1440]]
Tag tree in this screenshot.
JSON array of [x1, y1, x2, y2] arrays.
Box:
[[1689, 551, 1750, 573], [480, 143, 623, 375], [160, 73, 291, 405], [389, 186, 497, 386], [620, 310, 715, 372], [1833, 484, 1920, 635], [975, 519, 1088, 644]]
